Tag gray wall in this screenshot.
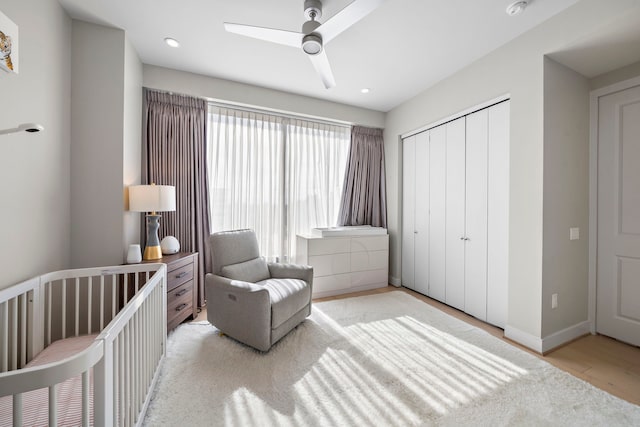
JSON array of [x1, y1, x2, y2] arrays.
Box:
[[70, 21, 142, 268], [0, 0, 71, 289], [123, 37, 143, 253], [590, 59, 640, 91], [384, 0, 640, 340], [541, 57, 589, 337], [143, 65, 386, 129]]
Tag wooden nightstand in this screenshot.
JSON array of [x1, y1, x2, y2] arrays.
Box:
[[142, 252, 199, 331]]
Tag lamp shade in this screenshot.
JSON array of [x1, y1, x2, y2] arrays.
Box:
[[129, 185, 176, 212]]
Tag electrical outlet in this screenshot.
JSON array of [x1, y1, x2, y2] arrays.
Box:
[[570, 227, 580, 240], [552, 293, 558, 309]]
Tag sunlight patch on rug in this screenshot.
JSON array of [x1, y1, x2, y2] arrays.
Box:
[[144, 292, 640, 426]]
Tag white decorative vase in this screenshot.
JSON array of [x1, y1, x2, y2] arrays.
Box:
[[127, 244, 142, 264], [161, 236, 180, 255]]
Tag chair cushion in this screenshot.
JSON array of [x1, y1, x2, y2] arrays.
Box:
[[258, 278, 310, 329], [221, 257, 271, 283]]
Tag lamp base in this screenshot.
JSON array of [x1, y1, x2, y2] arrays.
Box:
[[143, 245, 163, 260]]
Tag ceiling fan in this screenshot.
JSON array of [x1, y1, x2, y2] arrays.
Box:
[[224, 0, 385, 89]]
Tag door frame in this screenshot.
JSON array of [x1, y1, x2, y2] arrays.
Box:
[[588, 75, 640, 334]]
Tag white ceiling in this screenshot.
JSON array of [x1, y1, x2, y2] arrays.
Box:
[[58, 0, 580, 112]]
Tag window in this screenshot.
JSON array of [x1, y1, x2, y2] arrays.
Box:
[[207, 106, 350, 262]]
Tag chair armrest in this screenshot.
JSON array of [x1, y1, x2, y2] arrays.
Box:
[[205, 273, 272, 351], [268, 263, 313, 284]]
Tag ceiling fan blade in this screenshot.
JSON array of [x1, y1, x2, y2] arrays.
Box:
[[224, 22, 303, 48], [309, 50, 336, 89], [317, 0, 385, 44]]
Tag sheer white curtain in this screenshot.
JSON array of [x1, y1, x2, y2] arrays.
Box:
[[207, 108, 285, 258], [207, 106, 350, 262], [286, 119, 350, 259]]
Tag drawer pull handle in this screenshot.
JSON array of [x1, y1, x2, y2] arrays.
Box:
[[175, 289, 188, 297], [175, 272, 188, 279], [175, 303, 188, 312]]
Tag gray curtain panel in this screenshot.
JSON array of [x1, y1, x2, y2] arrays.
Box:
[[337, 126, 387, 228], [143, 89, 211, 307]]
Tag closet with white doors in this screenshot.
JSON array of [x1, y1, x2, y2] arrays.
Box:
[[402, 100, 509, 328]]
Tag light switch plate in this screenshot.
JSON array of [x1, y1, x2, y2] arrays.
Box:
[[570, 227, 580, 240]]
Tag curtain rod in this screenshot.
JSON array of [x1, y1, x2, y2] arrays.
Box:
[[145, 87, 354, 130], [207, 100, 352, 130]]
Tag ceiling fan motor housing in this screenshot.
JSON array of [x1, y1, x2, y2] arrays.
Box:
[[302, 19, 322, 55]]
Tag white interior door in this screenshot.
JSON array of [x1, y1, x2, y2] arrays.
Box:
[[401, 135, 416, 289], [597, 84, 640, 346], [429, 124, 447, 302], [445, 117, 466, 310], [465, 109, 489, 321], [487, 101, 510, 328], [414, 131, 430, 295]]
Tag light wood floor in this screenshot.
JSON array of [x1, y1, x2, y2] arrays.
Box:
[[194, 285, 640, 406]]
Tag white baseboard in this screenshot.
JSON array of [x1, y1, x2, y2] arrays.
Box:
[[504, 325, 543, 353], [505, 320, 593, 354], [313, 282, 387, 299], [389, 276, 401, 287], [541, 320, 591, 353]]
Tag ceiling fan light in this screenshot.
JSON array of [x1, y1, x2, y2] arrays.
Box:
[[164, 37, 180, 48], [302, 34, 323, 55]]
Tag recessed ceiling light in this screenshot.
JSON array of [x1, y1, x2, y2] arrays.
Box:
[[164, 37, 180, 48], [506, 1, 528, 16], [361, 88, 370, 94]]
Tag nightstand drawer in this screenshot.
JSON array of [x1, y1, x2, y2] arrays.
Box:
[[167, 263, 194, 291], [167, 281, 193, 326], [142, 252, 199, 331], [167, 280, 193, 305]]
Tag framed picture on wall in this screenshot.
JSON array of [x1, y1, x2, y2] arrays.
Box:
[[0, 9, 18, 74]]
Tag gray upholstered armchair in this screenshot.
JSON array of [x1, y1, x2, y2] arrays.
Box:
[[206, 229, 313, 351]]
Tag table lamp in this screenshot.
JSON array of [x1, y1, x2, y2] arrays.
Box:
[[129, 184, 176, 260]]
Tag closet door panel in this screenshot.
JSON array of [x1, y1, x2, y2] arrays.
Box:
[[414, 131, 430, 294], [465, 109, 489, 321], [487, 101, 510, 328], [429, 125, 447, 302], [402, 136, 416, 289], [445, 117, 466, 311]]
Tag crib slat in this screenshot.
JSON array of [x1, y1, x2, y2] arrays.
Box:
[[124, 274, 129, 304], [112, 274, 117, 321], [135, 310, 141, 419], [62, 279, 67, 340], [1, 301, 8, 372], [11, 297, 17, 370], [75, 277, 80, 337], [82, 370, 90, 427], [87, 277, 93, 334], [113, 336, 119, 424], [13, 393, 22, 427], [100, 275, 105, 331], [135, 273, 139, 294], [47, 282, 52, 346], [119, 330, 125, 426], [125, 323, 133, 426], [49, 383, 58, 427], [20, 294, 27, 368]]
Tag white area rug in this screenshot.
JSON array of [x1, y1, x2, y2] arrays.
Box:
[[143, 292, 640, 426]]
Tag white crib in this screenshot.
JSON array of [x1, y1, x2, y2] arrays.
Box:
[[0, 263, 167, 426]]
